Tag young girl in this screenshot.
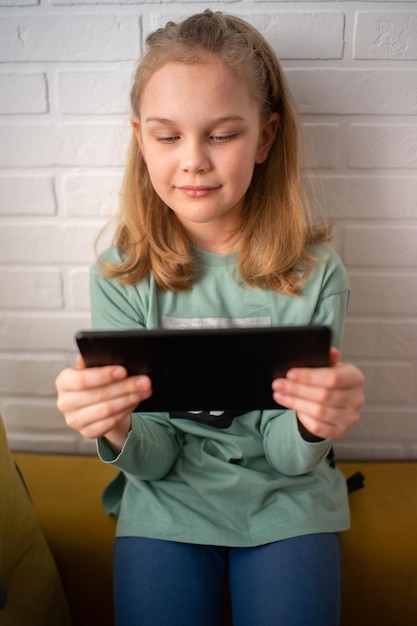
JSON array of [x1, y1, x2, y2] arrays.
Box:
[[56, 10, 364, 626]]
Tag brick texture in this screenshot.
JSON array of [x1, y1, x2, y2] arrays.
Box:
[[1, 1, 416, 459]]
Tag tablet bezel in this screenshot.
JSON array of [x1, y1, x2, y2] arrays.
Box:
[[75, 325, 332, 413]]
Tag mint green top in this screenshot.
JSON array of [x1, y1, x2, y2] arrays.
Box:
[[93, 245, 350, 547]]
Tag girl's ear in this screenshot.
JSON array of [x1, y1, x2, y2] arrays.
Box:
[[131, 115, 144, 153], [255, 113, 280, 164]]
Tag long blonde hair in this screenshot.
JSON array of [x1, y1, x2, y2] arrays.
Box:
[[99, 10, 331, 294]]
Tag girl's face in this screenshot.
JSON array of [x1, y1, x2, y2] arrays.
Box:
[[132, 58, 278, 253]]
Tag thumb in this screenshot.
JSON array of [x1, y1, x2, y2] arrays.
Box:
[[76, 354, 86, 369], [329, 347, 341, 368]]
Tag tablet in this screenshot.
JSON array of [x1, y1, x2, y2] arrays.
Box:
[[75, 325, 331, 413]]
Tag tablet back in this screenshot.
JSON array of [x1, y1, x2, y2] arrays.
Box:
[[76, 325, 331, 412]]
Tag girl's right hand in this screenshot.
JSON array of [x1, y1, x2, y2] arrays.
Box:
[[55, 355, 152, 451]]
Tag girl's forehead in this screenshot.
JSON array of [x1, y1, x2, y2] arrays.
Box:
[[139, 59, 257, 113], [147, 58, 234, 85]]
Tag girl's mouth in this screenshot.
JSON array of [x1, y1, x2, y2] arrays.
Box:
[[177, 185, 220, 198]]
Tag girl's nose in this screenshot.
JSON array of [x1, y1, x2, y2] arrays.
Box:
[[181, 140, 211, 173]]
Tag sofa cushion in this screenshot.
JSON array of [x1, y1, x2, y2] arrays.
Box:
[[0, 416, 72, 626]]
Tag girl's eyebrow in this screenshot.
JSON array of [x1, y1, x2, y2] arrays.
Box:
[[144, 115, 247, 124]]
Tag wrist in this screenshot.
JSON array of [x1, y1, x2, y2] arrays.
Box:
[[297, 417, 324, 443], [104, 416, 132, 454]]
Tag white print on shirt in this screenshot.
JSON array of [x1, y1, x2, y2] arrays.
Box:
[[170, 409, 247, 428], [163, 316, 271, 330], [188, 410, 225, 416]]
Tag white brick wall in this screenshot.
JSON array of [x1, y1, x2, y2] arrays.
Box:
[[1, 1, 416, 459]]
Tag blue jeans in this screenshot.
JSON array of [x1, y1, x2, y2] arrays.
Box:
[[113, 533, 341, 626]]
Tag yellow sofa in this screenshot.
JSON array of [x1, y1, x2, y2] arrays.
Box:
[[10, 449, 417, 626], [0, 418, 71, 626]]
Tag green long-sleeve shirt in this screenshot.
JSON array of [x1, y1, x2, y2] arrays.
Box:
[[93, 245, 350, 546]]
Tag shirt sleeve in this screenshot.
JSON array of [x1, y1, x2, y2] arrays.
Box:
[[262, 251, 349, 476], [90, 255, 183, 479], [96, 412, 184, 481], [262, 410, 334, 475]]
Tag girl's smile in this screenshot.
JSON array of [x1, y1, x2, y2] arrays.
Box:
[[176, 185, 222, 198], [131, 59, 278, 253]]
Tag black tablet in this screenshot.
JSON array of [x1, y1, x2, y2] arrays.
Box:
[[75, 325, 331, 413]]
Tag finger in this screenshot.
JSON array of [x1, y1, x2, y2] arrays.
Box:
[[76, 354, 86, 369], [78, 364, 131, 388], [273, 381, 362, 437], [57, 374, 152, 415], [78, 414, 129, 440], [64, 379, 153, 437], [278, 347, 339, 389], [329, 347, 340, 368], [284, 362, 362, 391], [272, 379, 350, 410], [70, 406, 136, 440], [297, 413, 351, 440], [57, 364, 128, 393], [81, 375, 151, 407], [272, 372, 363, 419], [65, 391, 146, 435], [272, 382, 347, 420]]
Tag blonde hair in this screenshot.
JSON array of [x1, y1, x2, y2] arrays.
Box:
[[99, 10, 331, 294]]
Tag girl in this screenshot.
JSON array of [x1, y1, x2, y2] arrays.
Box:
[[56, 10, 364, 626]]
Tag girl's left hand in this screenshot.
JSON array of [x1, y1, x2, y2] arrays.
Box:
[[271, 348, 365, 440]]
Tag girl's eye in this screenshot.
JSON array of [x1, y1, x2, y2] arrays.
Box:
[[156, 136, 179, 144], [212, 134, 235, 143], [155, 134, 236, 144]]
